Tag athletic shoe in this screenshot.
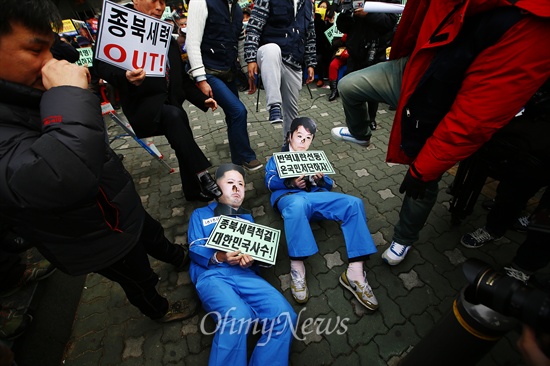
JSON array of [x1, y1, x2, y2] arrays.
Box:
[[242, 159, 263, 171], [339, 271, 378, 310], [0, 308, 32, 340], [0, 259, 56, 298], [268, 105, 283, 124], [157, 298, 198, 323], [330, 127, 370, 147], [381, 241, 411, 266], [460, 227, 502, 249], [290, 270, 309, 304], [370, 120, 377, 131], [504, 265, 532, 284], [512, 215, 530, 233]]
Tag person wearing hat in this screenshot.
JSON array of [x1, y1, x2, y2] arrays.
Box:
[[188, 163, 296, 366], [265, 117, 378, 310]]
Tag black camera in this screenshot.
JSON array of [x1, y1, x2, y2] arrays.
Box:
[[463, 259, 550, 357]]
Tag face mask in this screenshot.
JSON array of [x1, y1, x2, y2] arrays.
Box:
[[243, 21, 248, 30]]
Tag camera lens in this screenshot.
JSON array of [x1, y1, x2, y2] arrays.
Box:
[[463, 259, 550, 332]]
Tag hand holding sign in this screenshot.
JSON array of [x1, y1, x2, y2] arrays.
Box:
[[126, 68, 146, 86]]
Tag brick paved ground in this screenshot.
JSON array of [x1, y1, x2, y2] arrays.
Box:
[[61, 85, 547, 366]]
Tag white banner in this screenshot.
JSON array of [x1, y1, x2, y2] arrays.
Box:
[[363, 1, 405, 13], [205, 216, 280, 266], [273, 150, 335, 179], [95, 0, 171, 77]]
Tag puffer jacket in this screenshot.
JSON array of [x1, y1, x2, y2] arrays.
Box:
[[0, 80, 144, 275], [387, 0, 550, 181]]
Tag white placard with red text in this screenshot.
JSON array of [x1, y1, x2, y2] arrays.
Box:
[[95, 0, 171, 77]]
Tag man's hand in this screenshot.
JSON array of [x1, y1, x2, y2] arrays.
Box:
[[312, 172, 325, 184], [41, 59, 90, 90], [518, 326, 550, 366], [238, 254, 254, 268], [247, 62, 258, 94], [305, 67, 315, 84], [125, 68, 145, 86], [218, 250, 246, 266], [287, 175, 307, 189], [353, 9, 368, 17], [204, 97, 218, 111], [399, 164, 428, 199], [197, 80, 213, 98]]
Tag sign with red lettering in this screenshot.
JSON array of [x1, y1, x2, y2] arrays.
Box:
[[95, 0, 171, 77]]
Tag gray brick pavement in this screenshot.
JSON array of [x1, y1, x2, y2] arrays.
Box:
[[61, 85, 545, 365]]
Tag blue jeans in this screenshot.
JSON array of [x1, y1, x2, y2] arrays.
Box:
[[338, 57, 407, 139], [206, 75, 257, 165]]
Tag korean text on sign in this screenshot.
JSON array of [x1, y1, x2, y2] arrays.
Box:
[[273, 150, 335, 179], [205, 216, 281, 266], [95, 0, 172, 77]]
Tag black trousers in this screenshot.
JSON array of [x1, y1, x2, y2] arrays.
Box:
[[147, 104, 212, 199], [96, 213, 183, 319], [0, 250, 25, 291]]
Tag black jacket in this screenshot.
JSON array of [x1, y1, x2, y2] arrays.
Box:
[[95, 5, 209, 138], [0, 80, 144, 275], [336, 3, 398, 71]]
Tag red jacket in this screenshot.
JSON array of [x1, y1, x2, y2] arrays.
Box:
[[387, 0, 550, 181]]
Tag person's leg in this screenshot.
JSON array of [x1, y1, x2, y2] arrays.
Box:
[[277, 194, 318, 258], [257, 44, 283, 110], [205, 75, 257, 165], [0, 250, 24, 291], [338, 57, 406, 139], [195, 272, 253, 366], [139, 212, 185, 268], [280, 65, 302, 139], [393, 179, 440, 246], [308, 192, 377, 258], [96, 242, 169, 319], [159, 105, 214, 199]]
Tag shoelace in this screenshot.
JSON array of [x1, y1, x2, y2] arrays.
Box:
[[290, 270, 306, 290], [504, 267, 530, 282], [471, 228, 494, 242], [517, 216, 530, 227], [391, 243, 407, 255]]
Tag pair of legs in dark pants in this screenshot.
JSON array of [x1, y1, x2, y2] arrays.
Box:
[[141, 104, 212, 200], [96, 213, 184, 319], [485, 161, 550, 237], [512, 187, 550, 272]]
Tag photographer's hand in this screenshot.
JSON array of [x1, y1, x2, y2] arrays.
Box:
[[354, 9, 368, 17], [518, 326, 550, 366]]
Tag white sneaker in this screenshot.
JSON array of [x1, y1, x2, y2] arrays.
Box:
[[381, 241, 411, 266], [330, 127, 370, 146], [290, 270, 309, 304]]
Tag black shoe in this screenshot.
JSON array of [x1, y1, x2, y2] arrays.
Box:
[[198, 173, 222, 199], [370, 120, 377, 131], [156, 298, 199, 323]]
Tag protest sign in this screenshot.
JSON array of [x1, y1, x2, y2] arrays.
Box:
[[324, 13, 343, 44], [76, 47, 93, 67], [273, 150, 335, 179], [205, 216, 280, 266], [61, 19, 77, 36], [95, 0, 172, 77]]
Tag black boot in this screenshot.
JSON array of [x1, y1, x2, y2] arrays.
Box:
[[328, 80, 339, 101], [198, 172, 222, 199]]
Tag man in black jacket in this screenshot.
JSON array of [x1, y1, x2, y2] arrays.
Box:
[[0, 0, 196, 323], [96, 0, 222, 202], [333, 1, 398, 129]]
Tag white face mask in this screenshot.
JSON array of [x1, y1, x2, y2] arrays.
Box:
[[243, 21, 248, 29]]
